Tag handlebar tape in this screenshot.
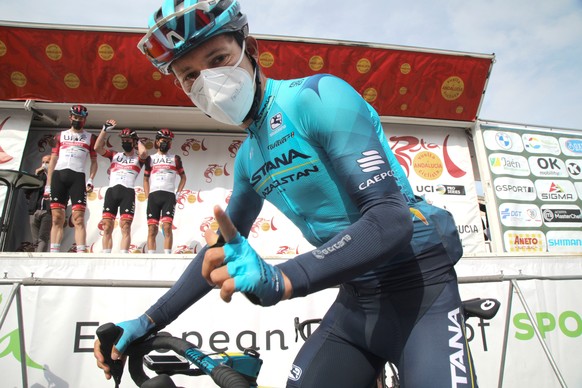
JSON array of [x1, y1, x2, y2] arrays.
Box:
[[96, 323, 125, 387]]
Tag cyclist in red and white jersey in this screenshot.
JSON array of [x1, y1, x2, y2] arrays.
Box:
[[144, 129, 186, 254], [95, 123, 148, 253], [46, 104, 98, 253]]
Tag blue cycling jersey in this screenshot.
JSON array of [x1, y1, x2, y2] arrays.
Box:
[[146, 74, 461, 323]]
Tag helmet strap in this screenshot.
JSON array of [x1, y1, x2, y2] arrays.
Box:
[[243, 54, 262, 123]]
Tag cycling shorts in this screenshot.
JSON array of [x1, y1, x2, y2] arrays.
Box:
[[287, 275, 478, 388], [50, 169, 87, 211], [102, 185, 136, 220], [146, 191, 175, 225]]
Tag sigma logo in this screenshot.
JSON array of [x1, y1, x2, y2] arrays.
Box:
[[535, 180, 578, 202], [447, 307, 468, 386], [289, 364, 302, 381], [528, 156, 568, 178], [493, 177, 536, 201], [270, 113, 283, 130], [312, 234, 352, 259]]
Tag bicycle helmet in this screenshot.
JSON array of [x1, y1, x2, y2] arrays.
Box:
[[119, 128, 138, 139], [70, 104, 88, 117], [138, 0, 248, 74], [156, 128, 174, 140]]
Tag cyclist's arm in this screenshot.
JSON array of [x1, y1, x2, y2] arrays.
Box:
[[277, 75, 413, 297], [88, 135, 98, 180], [175, 155, 187, 193], [145, 156, 263, 327], [94, 129, 108, 156], [143, 157, 151, 196]]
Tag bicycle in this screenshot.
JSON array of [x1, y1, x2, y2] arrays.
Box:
[[294, 297, 501, 388], [96, 323, 263, 388]]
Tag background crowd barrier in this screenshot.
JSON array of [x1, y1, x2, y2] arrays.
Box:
[[1, 253, 581, 387]]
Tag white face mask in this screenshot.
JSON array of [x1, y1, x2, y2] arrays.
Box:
[[187, 41, 255, 126]]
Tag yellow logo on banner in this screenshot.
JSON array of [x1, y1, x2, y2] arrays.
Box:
[[45, 44, 62, 61], [309, 55, 324, 71], [259, 52, 275, 68], [64, 73, 80, 89], [506, 232, 545, 253], [413, 151, 443, 180], [356, 58, 371, 74], [363, 88, 378, 103], [112, 74, 128, 90], [0, 40, 6, 56], [98, 44, 114, 61], [442, 76, 464, 101], [152, 71, 162, 81], [400, 63, 411, 74], [11, 71, 27, 87]]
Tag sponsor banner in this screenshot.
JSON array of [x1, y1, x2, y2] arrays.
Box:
[[541, 204, 582, 228], [493, 177, 536, 201], [528, 156, 568, 178], [482, 129, 524, 153], [2, 256, 581, 388], [503, 230, 546, 253], [546, 230, 582, 253], [479, 122, 582, 253], [559, 137, 582, 157], [535, 179, 578, 202], [386, 124, 485, 253], [522, 133, 561, 155], [498, 203, 542, 228], [566, 159, 582, 180], [488, 153, 530, 176]]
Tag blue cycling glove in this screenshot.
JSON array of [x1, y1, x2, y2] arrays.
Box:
[[223, 233, 285, 306], [114, 314, 155, 354]]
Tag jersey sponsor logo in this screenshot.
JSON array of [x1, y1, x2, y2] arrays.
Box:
[[535, 180, 578, 202], [498, 203, 542, 227], [289, 364, 302, 381], [547, 231, 582, 253], [493, 177, 536, 201], [528, 156, 568, 178], [522, 133, 561, 155], [559, 137, 582, 156], [270, 112, 283, 130], [250, 149, 312, 186], [267, 132, 295, 151], [488, 153, 530, 176], [447, 307, 468, 386], [503, 231, 546, 252], [357, 150, 385, 172], [541, 205, 582, 227], [62, 133, 88, 142], [312, 234, 352, 259]]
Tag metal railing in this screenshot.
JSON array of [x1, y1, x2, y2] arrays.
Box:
[[1, 273, 579, 388]]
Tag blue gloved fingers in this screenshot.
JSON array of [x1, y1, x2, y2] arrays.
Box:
[[113, 314, 155, 356], [223, 234, 285, 306]]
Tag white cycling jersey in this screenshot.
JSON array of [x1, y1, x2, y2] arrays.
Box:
[[144, 152, 184, 193], [103, 149, 145, 189], [52, 129, 97, 173]]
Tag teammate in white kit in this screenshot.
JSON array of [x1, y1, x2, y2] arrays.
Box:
[[144, 128, 186, 254], [46, 104, 98, 253], [95, 123, 148, 253]]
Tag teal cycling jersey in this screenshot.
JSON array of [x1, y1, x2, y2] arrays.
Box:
[[146, 74, 461, 324]]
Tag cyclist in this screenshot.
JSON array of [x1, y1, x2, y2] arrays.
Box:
[[143, 129, 186, 254], [46, 104, 98, 253], [95, 1, 476, 387], [94, 123, 148, 253]]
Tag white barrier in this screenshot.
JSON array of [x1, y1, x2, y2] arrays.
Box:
[[1, 253, 581, 387]]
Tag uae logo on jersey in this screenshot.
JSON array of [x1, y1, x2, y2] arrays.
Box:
[[270, 113, 283, 130]]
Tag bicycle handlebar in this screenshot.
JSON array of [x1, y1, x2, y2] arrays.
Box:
[[97, 323, 252, 388]]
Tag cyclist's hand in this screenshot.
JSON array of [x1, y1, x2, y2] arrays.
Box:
[[113, 314, 155, 356], [94, 338, 126, 380], [102, 119, 117, 132], [43, 185, 51, 199], [203, 206, 285, 306], [86, 178, 94, 193]]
